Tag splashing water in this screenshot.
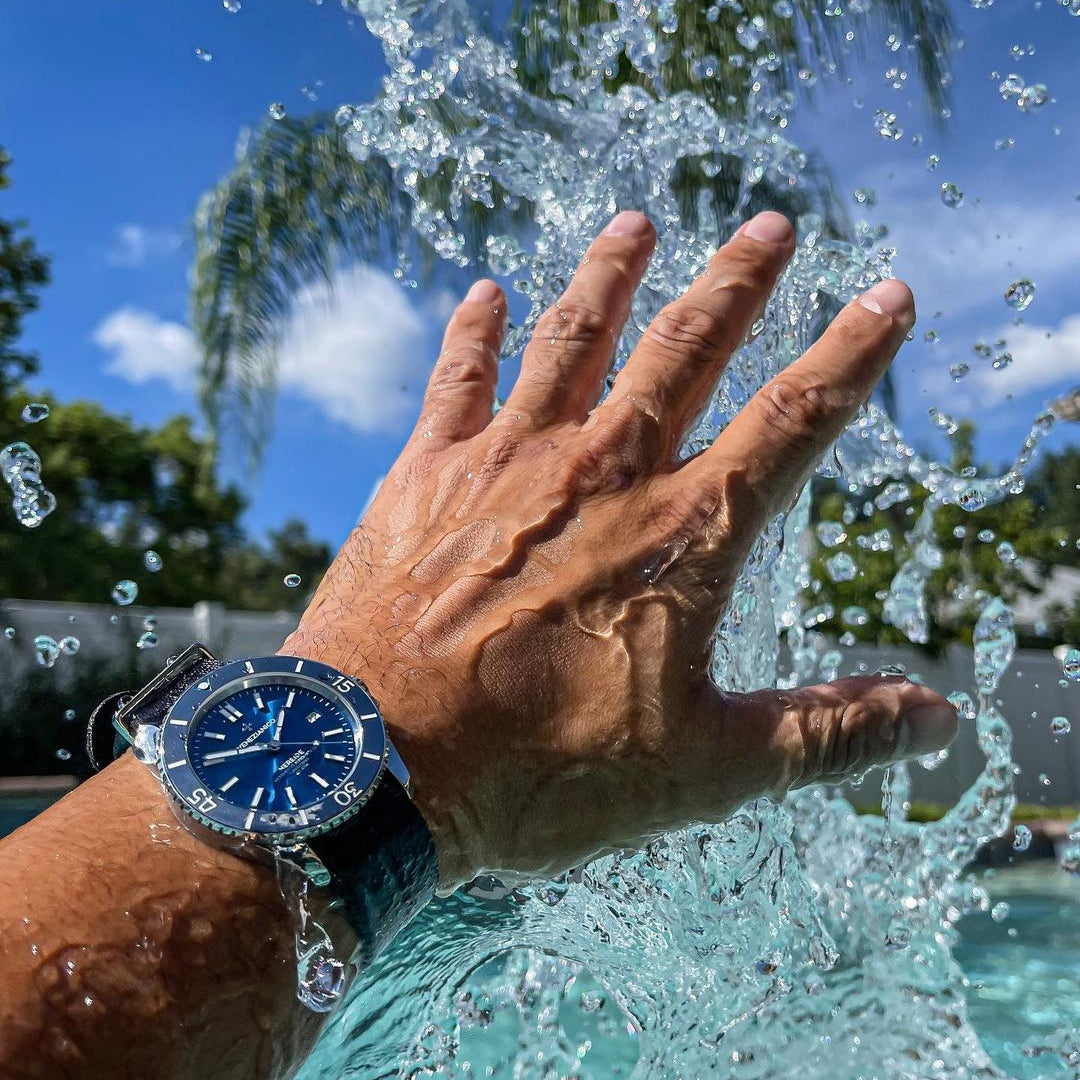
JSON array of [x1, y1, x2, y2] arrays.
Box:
[[1, 441, 56, 528], [257, 1, 1076, 1075]]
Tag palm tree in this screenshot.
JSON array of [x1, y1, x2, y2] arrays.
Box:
[[191, 0, 953, 470]]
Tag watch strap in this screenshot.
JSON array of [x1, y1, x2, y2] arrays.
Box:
[[309, 770, 439, 968]]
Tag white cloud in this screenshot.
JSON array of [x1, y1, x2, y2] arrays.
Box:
[[965, 315, 1080, 405], [93, 265, 440, 434], [105, 224, 183, 268], [93, 307, 198, 391], [918, 313, 1080, 413]]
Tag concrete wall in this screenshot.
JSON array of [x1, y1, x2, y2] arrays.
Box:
[[1, 598, 1077, 805]]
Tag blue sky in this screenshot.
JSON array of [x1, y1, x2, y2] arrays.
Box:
[[1, 0, 1078, 550]]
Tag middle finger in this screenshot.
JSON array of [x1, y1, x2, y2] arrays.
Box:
[[589, 211, 795, 463]]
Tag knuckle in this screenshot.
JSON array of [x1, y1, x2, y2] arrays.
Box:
[[428, 343, 496, 395], [475, 428, 521, 482], [754, 372, 837, 450], [535, 298, 612, 356], [648, 300, 733, 364]]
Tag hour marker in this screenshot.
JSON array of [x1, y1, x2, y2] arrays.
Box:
[[294, 660, 304, 672], [253, 691, 265, 710], [220, 703, 243, 721], [168, 719, 188, 727], [360, 713, 378, 720], [310, 772, 330, 789], [325, 753, 346, 763], [250, 786, 264, 808], [285, 786, 298, 807], [295, 809, 308, 826], [244, 811, 255, 830], [166, 759, 186, 769], [322, 727, 345, 737], [220, 776, 239, 793], [362, 751, 382, 761], [204, 731, 227, 741], [286, 689, 296, 708], [305, 711, 322, 724], [243, 661, 254, 674]]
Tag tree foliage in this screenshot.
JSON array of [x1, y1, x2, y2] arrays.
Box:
[[0, 388, 331, 612], [808, 424, 1078, 652], [0, 148, 50, 395]]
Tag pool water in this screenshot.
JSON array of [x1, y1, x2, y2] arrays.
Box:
[[956, 864, 1080, 1079]]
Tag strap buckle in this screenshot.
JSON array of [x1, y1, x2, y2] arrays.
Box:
[[112, 641, 218, 742]]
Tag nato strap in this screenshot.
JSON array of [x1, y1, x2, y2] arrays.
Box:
[[86, 643, 438, 967], [309, 771, 439, 968]]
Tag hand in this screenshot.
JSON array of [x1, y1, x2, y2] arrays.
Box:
[[282, 210, 957, 891]]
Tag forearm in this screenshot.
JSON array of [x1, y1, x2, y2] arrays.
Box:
[[0, 753, 354, 1080]]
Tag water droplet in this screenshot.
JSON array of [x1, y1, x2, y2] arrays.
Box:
[[950, 362, 970, 380], [853, 187, 877, 206], [1, 442, 57, 528], [1062, 648, 1080, 681], [841, 605, 870, 627], [580, 989, 606, 1013], [137, 631, 158, 650], [21, 402, 49, 423], [990, 901, 1009, 922], [143, 549, 163, 573], [1051, 715, 1071, 736], [223, 0, 241, 10], [995, 136, 1015, 150], [55, 748, 71, 762], [926, 153, 940, 170], [1004, 279, 1035, 311], [58, 635, 80, 656], [1062, 0, 1080, 15], [3, 627, 14, 640], [815, 521, 847, 547], [63, 709, 76, 722], [1017, 84, 1049, 111], [939, 182, 964, 208], [195, 47, 213, 62], [269, 102, 287, 120], [284, 573, 302, 588], [112, 580, 138, 606], [947, 691, 976, 721], [133, 723, 161, 765], [1012, 824, 1032, 851], [996, 541, 1017, 564], [873, 109, 903, 140], [34, 635, 60, 668], [826, 552, 857, 582]]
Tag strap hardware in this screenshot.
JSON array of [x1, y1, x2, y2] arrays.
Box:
[[112, 642, 218, 742]]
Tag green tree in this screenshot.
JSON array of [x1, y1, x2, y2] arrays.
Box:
[[190, 0, 953, 468], [0, 389, 331, 612], [807, 423, 1074, 651], [0, 147, 50, 394]]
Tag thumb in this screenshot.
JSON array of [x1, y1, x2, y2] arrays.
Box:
[[693, 674, 959, 805]]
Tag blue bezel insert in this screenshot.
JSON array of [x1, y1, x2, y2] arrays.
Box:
[[158, 654, 388, 846]]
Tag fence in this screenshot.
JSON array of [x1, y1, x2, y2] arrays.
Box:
[[0, 598, 1077, 805]]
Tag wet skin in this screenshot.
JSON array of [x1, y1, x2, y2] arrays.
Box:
[[0, 211, 957, 1079]]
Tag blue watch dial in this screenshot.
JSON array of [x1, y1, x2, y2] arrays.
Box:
[[190, 683, 357, 815]]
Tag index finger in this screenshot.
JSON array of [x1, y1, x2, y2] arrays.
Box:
[[677, 278, 915, 544]]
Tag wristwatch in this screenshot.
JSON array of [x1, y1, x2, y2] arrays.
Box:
[[86, 643, 438, 966]]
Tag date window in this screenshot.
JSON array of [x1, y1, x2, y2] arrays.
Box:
[[305, 710, 322, 724]]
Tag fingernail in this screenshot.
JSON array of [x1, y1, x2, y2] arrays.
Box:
[[602, 210, 652, 237], [465, 279, 500, 303], [899, 703, 959, 757], [736, 211, 794, 244], [857, 279, 914, 320]]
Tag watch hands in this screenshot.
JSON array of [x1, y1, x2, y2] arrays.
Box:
[[272, 708, 286, 742]]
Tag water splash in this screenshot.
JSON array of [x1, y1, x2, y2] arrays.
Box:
[[287, 0, 1074, 1075], [1, 441, 56, 528]]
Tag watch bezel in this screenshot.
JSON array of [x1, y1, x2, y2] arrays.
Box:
[[158, 654, 388, 846]]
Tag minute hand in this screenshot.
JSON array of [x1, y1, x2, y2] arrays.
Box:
[[202, 743, 274, 764]]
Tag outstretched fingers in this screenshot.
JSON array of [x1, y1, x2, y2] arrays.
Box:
[[411, 279, 507, 448], [504, 211, 657, 426], [674, 278, 916, 554]]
